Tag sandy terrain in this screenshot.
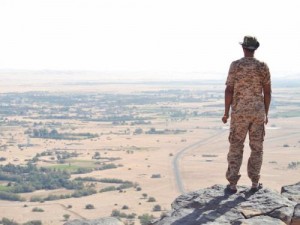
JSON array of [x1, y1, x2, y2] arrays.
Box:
[[0, 80, 299, 225]]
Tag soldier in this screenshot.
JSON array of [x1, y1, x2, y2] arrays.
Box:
[[222, 36, 271, 193]]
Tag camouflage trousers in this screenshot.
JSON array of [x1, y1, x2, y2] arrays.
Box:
[[226, 114, 265, 185]]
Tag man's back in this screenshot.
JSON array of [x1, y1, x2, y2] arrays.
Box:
[[226, 57, 270, 115]]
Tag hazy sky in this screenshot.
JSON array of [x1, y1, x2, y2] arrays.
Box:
[[0, 0, 299, 79]]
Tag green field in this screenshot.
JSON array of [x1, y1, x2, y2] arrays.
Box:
[[48, 160, 97, 172], [0, 185, 11, 192]]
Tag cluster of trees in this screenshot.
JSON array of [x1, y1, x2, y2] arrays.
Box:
[[29, 128, 98, 140], [29, 178, 137, 202], [138, 214, 155, 225], [31, 150, 79, 164], [111, 209, 136, 219], [75, 177, 136, 192], [0, 170, 138, 202], [97, 115, 152, 123], [130, 120, 151, 126], [75, 177, 131, 183], [30, 188, 97, 202], [145, 128, 187, 135], [0, 191, 24, 201], [0, 164, 84, 201], [31, 128, 59, 139], [92, 152, 101, 159], [288, 161, 300, 169], [0, 218, 42, 225], [0, 162, 130, 202]]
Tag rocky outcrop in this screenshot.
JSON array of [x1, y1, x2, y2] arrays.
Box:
[[282, 182, 300, 202], [282, 182, 300, 225], [152, 183, 300, 225], [64, 217, 124, 225], [64, 183, 300, 225]]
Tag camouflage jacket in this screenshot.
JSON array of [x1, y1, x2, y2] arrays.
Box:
[[226, 57, 271, 116]]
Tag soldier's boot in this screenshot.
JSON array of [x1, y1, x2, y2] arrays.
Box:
[[250, 182, 263, 193], [226, 183, 237, 194]]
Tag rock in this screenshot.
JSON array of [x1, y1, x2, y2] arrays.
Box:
[[282, 182, 300, 202], [234, 215, 286, 225], [152, 184, 297, 225], [64, 217, 124, 225], [291, 204, 300, 225]]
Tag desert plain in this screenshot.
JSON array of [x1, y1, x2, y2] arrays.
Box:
[[0, 76, 299, 225]]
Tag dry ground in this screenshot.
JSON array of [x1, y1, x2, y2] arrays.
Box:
[[0, 81, 299, 225]]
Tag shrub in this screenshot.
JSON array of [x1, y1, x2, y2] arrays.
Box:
[[85, 204, 95, 209], [99, 178, 124, 183], [288, 161, 300, 169], [99, 186, 116, 193], [1, 217, 19, 225], [153, 204, 161, 211], [122, 205, 129, 210], [0, 191, 24, 201], [126, 213, 136, 219], [111, 209, 128, 218], [63, 214, 70, 221], [32, 207, 44, 212], [136, 187, 142, 191], [117, 182, 134, 190], [23, 221, 42, 225], [92, 152, 101, 159], [72, 188, 97, 198], [148, 197, 156, 202], [97, 163, 118, 171], [111, 209, 121, 217], [30, 196, 43, 202], [74, 168, 93, 174], [43, 194, 60, 201], [138, 214, 155, 225], [202, 154, 218, 158], [142, 193, 148, 198]]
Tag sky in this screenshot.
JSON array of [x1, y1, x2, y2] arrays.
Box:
[[0, 0, 299, 80]]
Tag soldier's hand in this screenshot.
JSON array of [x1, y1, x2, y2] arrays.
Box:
[[265, 116, 268, 124], [222, 115, 228, 124]]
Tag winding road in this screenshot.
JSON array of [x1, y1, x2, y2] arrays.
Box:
[[172, 129, 227, 194], [172, 127, 300, 194]]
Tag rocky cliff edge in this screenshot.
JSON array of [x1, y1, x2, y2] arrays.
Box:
[[152, 182, 300, 225], [65, 182, 300, 225]]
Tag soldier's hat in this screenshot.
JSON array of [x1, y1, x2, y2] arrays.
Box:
[[239, 36, 260, 50]]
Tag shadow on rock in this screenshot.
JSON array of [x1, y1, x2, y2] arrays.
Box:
[[153, 184, 298, 225]]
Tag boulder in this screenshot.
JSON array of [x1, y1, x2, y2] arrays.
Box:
[[152, 184, 297, 225], [291, 203, 300, 225], [282, 182, 300, 202]]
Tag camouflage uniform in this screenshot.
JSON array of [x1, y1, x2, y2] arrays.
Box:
[[225, 57, 271, 185]]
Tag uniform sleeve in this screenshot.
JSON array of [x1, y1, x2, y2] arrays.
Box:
[[261, 62, 271, 86], [225, 62, 236, 87]]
